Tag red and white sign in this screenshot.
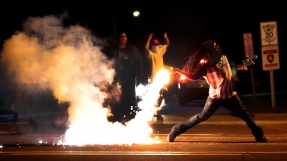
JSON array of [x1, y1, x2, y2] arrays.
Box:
[[243, 33, 254, 58], [243, 33, 253, 47], [261, 45, 280, 71], [244, 46, 254, 59]]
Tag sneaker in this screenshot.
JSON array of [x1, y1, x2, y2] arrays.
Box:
[[252, 126, 267, 143], [154, 110, 164, 120], [167, 126, 179, 142], [156, 114, 164, 121], [255, 135, 267, 142], [167, 133, 177, 142]]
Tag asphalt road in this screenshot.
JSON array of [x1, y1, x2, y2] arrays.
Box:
[[1, 122, 287, 161], [1, 100, 287, 160]]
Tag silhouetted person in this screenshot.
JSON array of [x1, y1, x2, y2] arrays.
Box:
[[108, 32, 143, 124], [168, 40, 267, 143]]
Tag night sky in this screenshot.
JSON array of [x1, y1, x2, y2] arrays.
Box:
[[1, 1, 286, 79]]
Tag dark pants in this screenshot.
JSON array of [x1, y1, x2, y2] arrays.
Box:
[[156, 87, 165, 108], [172, 94, 258, 134]]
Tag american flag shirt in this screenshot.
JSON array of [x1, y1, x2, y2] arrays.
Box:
[[203, 55, 237, 99]]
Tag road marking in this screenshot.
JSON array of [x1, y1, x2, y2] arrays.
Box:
[[1, 151, 287, 155], [152, 121, 287, 125], [154, 134, 221, 136]]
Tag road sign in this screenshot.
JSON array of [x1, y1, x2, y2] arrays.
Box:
[[260, 21, 278, 46], [243, 33, 256, 101], [243, 33, 253, 47], [244, 46, 254, 59], [243, 33, 254, 58], [261, 45, 280, 71]]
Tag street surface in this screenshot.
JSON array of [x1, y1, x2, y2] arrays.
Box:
[[1, 100, 287, 160]]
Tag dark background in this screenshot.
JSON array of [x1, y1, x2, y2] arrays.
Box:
[[0, 1, 286, 81]]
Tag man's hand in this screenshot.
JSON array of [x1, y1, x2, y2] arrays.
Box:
[[163, 32, 168, 38], [172, 68, 181, 74], [145, 34, 153, 50], [149, 33, 153, 40], [163, 32, 170, 46], [165, 66, 180, 74]]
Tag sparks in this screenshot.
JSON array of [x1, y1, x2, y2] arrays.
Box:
[[0, 14, 172, 146]]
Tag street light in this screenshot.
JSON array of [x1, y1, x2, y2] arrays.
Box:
[[133, 11, 140, 17]]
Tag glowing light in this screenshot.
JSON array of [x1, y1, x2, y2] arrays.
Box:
[[136, 84, 147, 97], [133, 11, 140, 17], [180, 75, 186, 81], [199, 58, 207, 64], [254, 54, 258, 59], [137, 69, 170, 115]]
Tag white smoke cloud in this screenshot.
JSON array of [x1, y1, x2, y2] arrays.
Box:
[[0, 14, 162, 145], [0, 14, 115, 124]]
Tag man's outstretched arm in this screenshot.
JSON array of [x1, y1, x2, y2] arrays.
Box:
[[163, 32, 170, 47], [145, 33, 153, 54]]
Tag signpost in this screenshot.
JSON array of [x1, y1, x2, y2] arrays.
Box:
[[260, 21, 279, 109]]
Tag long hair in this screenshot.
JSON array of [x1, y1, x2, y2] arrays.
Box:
[[113, 32, 134, 59], [182, 40, 222, 80]]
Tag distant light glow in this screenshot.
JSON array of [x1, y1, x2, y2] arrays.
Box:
[[180, 75, 186, 81], [254, 54, 258, 59], [199, 58, 208, 64], [133, 11, 140, 17]]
